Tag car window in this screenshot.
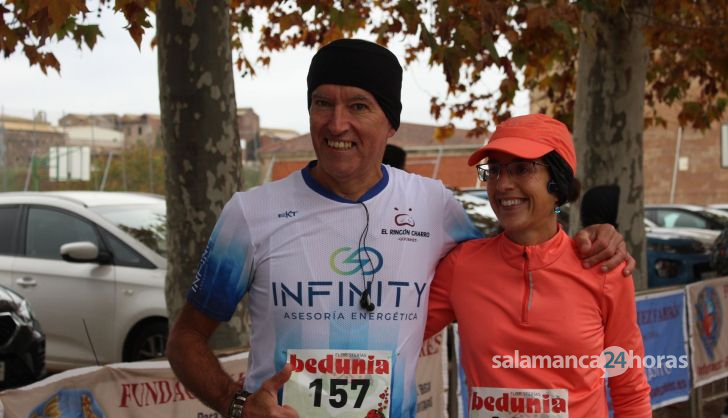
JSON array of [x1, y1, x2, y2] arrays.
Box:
[[644, 209, 658, 224], [0, 205, 20, 255], [90, 204, 167, 257], [660, 210, 707, 228], [25, 207, 100, 260], [697, 208, 728, 229], [99, 228, 155, 269]]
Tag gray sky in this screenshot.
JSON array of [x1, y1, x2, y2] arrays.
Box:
[[0, 9, 528, 134]]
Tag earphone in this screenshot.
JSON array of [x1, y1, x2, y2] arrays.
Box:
[[360, 289, 375, 312], [547, 180, 559, 193]]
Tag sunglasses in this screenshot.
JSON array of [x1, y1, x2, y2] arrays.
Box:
[[476, 161, 549, 182]]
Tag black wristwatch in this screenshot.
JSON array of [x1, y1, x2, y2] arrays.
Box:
[[228, 389, 252, 418]]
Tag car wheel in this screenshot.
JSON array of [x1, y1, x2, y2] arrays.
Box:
[[124, 320, 168, 362]]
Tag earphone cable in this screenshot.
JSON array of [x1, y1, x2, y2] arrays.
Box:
[[357, 202, 376, 310]]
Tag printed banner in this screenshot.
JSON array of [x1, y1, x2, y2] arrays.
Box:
[[686, 276, 728, 387], [414, 330, 447, 418], [0, 352, 247, 418], [283, 349, 392, 418], [634, 289, 691, 408], [1, 341, 445, 418], [452, 323, 469, 418]]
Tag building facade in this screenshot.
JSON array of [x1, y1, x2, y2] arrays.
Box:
[[257, 122, 487, 188], [0, 115, 67, 190], [643, 102, 728, 205]]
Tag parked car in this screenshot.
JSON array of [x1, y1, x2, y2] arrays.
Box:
[[645, 204, 728, 232], [710, 229, 728, 276], [450, 189, 499, 237], [455, 187, 489, 201], [708, 203, 728, 214], [644, 219, 714, 288], [0, 285, 46, 388], [0, 192, 168, 370]]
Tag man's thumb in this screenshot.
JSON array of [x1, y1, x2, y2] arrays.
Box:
[[575, 229, 594, 254], [264, 363, 294, 392]]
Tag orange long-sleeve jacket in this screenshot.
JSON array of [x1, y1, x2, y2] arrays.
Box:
[[426, 228, 652, 417]]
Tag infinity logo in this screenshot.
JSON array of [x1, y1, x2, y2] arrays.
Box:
[[329, 246, 384, 276]]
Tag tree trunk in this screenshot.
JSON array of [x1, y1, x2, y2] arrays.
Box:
[[570, 1, 652, 290], [157, 0, 249, 348]]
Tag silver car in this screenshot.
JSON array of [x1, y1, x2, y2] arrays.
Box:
[[0, 191, 167, 370]]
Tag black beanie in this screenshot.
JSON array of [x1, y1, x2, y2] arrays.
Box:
[[307, 39, 403, 130]]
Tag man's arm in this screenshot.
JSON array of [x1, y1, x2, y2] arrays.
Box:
[[573, 224, 636, 276], [167, 302, 299, 417], [167, 302, 240, 414]]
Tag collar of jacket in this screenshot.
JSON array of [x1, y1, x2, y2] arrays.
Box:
[[496, 225, 572, 271]]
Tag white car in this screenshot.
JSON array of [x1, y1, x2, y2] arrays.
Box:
[[644, 218, 720, 247], [0, 191, 168, 370], [645, 204, 728, 232], [451, 190, 499, 237], [708, 203, 728, 213]]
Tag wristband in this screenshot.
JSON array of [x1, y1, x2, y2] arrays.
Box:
[[228, 389, 251, 418]]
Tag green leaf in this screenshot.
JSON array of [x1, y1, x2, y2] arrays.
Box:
[[398, 0, 419, 33], [330, 8, 343, 28], [457, 20, 479, 49], [81, 24, 101, 49], [511, 46, 527, 68], [419, 24, 437, 50], [482, 32, 499, 61], [443, 49, 462, 86], [549, 19, 575, 45]]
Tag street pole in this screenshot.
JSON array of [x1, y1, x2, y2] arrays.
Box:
[[100, 151, 114, 191]]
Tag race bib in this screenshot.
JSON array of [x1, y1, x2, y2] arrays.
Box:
[[469, 387, 568, 418], [283, 349, 392, 418]]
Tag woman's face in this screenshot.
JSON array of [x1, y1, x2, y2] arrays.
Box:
[[485, 151, 559, 245]]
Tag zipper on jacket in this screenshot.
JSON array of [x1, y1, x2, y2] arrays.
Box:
[[521, 249, 533, 324]]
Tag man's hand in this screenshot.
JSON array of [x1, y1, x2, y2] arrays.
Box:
[[243, 364, 299, 418], [574, 224, 635, 276]]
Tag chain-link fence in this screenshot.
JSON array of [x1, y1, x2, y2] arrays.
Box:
[[1, 144, 262, 194], [1, 142, 166, 194]]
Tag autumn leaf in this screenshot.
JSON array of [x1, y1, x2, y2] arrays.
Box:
[[433, 123, 455, 143], [443, 49, 462, 87], [3, 0, 725, 133], [127, 23, 144, 48], [278, 12, 301, 32], [47, 1, 73, 34]]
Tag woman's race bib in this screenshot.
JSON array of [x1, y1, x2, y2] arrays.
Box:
[[469, 387, 568, 418]]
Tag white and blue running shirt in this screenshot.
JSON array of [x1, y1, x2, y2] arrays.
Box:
[[188, 162, 481, 418]]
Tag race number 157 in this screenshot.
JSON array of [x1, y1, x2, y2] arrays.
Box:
[[309, 378, 371, 408]]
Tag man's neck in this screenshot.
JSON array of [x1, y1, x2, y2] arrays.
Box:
[[310, 165, 383, 202]]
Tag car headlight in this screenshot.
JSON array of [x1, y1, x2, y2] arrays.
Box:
[[654, 259, 681, 278], [688, 241, 706, 253], [16, 298, 33, 323], [648, 242, 678, 253]]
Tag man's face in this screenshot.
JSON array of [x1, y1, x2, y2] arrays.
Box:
[[309, 84, 396, 191]]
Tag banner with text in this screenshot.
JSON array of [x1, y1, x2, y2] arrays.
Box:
[[415, 329, 447, 418], [686, 276, 728, 387], [1, 338, 445, 418], [635, 289, 690, 408], [1, 352, 247, 418]]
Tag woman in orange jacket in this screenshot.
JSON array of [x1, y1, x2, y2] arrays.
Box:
[[425, 114, 651, 417]]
